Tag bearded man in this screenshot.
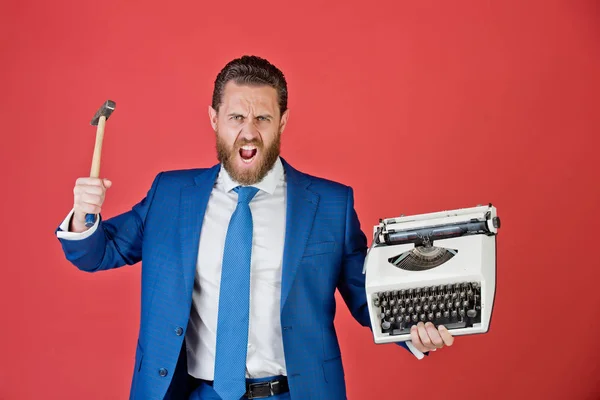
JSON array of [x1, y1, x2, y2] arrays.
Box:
[[55, 55, 454, 400]]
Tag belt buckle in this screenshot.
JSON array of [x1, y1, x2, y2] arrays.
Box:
[[246, 381, 278, 399]]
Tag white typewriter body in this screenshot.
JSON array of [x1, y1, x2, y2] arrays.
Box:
[[364, 204, 499, 344]]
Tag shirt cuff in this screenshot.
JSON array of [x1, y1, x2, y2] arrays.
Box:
[[406, 340, 425, 360], [56, 209, 99, 240]]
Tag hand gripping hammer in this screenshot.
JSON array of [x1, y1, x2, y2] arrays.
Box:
[[86, 100, 116, 227]]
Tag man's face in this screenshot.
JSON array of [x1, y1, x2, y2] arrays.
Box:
[[209, 81, 289, 185]]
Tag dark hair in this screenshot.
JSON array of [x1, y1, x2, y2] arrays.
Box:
[[211, 55, 288, 116]]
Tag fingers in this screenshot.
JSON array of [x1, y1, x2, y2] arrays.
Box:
[[410, 322, 454, 353], [410, 323, 436, 353], [425, 322, 445, 348], [410, 325, 428, 353], [417, 322, 437, 352], [72, 177, 111, 221], [438, 325, 455, 347], [76, 177, 108, 187]]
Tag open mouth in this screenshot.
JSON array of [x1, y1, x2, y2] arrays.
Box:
[[239, 145, 258, 164]]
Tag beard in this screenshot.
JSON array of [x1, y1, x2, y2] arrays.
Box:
[[216, 132, 281, 186]]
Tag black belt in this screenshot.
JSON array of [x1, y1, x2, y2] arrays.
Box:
[[190, 376, 289, 399]]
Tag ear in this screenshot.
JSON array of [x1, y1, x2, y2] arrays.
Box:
[[208, 105, 218, 131], [278, 109, 290, 134]]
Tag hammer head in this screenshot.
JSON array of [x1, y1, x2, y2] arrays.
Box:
[[90, 100, 116, 126]]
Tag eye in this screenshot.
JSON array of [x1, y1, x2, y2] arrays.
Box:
[[231, 115, 244, 121], [256, 116, 270, 122]]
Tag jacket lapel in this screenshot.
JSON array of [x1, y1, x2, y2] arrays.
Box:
[[280, 158, 319, 311], [180, 163, 221, 297]]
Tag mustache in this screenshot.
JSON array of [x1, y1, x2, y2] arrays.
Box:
[[235, 138, 262, 148]]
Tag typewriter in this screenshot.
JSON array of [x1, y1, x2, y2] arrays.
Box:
[[364, 204, 500, 344]]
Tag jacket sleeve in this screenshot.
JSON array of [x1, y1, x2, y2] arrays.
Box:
[[55, 172, 163, 272], [337, 186, 411, 353]]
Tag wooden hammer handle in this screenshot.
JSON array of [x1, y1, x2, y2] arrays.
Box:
[[90, 115, 106, 178], [85, 115, 106, 227]]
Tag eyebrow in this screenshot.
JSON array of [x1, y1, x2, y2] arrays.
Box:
[[226, 112, 273, 119]]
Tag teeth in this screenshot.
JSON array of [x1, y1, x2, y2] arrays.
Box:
[[241, 145, 256, 150]]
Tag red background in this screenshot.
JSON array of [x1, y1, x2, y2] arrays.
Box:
[[1, 0, 599, 399]]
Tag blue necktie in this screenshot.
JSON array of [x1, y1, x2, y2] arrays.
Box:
[[214, 186, 259, 400]]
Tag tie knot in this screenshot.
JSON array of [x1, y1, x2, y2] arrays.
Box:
[[234, 186, 259, 204]]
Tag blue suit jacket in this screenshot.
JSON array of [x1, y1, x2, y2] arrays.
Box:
[[57, 158, 409, 400]]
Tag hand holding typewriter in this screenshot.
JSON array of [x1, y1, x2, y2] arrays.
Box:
[[410, 322, 454, 353]]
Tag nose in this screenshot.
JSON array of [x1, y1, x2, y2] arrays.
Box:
[[238, 119, 260, 142]]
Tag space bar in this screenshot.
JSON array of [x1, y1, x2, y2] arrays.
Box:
[[391, 321, 467, 336]]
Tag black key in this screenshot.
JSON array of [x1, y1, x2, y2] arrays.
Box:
[[382, 321, 391, 332], [467, 309, 477, 318]]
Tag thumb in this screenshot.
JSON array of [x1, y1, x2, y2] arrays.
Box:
[[103, 178, 113, 189]]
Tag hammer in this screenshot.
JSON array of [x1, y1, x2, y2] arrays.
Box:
[[85, 99, 116, 227]]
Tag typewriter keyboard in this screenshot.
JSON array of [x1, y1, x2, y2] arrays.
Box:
[[372, 282, 482, 335]]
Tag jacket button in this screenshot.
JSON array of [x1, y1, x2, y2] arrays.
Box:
[[158, 368, 168, 377], [175, 326, 183, 336]]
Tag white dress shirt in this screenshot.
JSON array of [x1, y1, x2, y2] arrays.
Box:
[[186, 157, 287, 379], [56, 157, 423, 380]]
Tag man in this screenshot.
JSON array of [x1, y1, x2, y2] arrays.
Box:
[[56, 55, 454, 400]]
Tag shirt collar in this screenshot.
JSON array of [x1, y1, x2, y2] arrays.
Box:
[[219, 156, 284, 195]]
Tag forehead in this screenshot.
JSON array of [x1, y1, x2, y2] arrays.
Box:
[[220, 81, 279, 114]]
